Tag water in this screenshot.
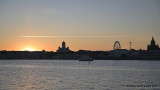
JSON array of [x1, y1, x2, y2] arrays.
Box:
[[0, 60, 160, 90]]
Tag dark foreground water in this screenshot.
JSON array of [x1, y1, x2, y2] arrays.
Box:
[[0, 60, 160, 90]]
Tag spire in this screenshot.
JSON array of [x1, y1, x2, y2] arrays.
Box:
[[62, 41, 66, 48], [151, 36, 155, 46]]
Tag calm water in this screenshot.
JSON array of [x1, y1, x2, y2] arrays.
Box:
[[0, 60, 160, 90]]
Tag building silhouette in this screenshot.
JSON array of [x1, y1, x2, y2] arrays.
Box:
[[147, 37, 159, 50], [57, 41, 71, 52]]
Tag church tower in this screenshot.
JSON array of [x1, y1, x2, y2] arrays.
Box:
[[62, 41, 66, 48], [151, 37, 155, 46], [57, 41, 71, 52]]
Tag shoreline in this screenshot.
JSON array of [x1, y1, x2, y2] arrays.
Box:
[[0, 59, 160, 60]]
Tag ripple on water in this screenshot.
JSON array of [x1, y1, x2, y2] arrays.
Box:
[[0, 60, 160, 90]]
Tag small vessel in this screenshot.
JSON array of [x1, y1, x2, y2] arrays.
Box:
[[79, 56, 93, 61]]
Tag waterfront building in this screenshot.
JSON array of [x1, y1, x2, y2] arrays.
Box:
[[109, 49, 129, 57], [57, 41, 71, 53]]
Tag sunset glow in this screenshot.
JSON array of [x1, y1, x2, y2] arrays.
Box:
[[23, 47, 36, 51]]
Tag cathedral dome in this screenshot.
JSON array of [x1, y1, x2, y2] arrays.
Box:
[[147, 37, 159, 50]]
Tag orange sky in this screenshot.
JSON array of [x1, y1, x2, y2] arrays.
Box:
[[0, 0, 160, 51], [0, 35, 157, 51]]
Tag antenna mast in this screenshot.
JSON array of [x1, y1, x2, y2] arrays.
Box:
[[129, 42, 132, 50]]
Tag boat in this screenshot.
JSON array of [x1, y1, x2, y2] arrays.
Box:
[[79, 56, 93, 61]]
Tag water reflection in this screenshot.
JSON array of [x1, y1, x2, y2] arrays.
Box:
[[0, 60, 160, 90]]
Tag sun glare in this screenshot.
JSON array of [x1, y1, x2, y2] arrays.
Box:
[[23, 47, 36, 51]]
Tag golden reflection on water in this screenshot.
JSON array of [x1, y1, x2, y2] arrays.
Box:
[[2, 65, 36, 68], [15, 65, 40, 90], [13, 64, 60, 90]]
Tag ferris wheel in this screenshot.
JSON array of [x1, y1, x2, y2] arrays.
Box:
[[113, 41, 121, 50]]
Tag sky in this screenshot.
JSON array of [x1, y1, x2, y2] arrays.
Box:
[[0, 0, 160, 51]]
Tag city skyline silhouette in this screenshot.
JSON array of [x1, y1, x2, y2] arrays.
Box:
[[0, 36, 159, 52], [0, 1, 160, 90]]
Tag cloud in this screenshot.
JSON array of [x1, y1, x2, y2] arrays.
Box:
[[21, 36, 123, 38], [41, 8, 59, 15]]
